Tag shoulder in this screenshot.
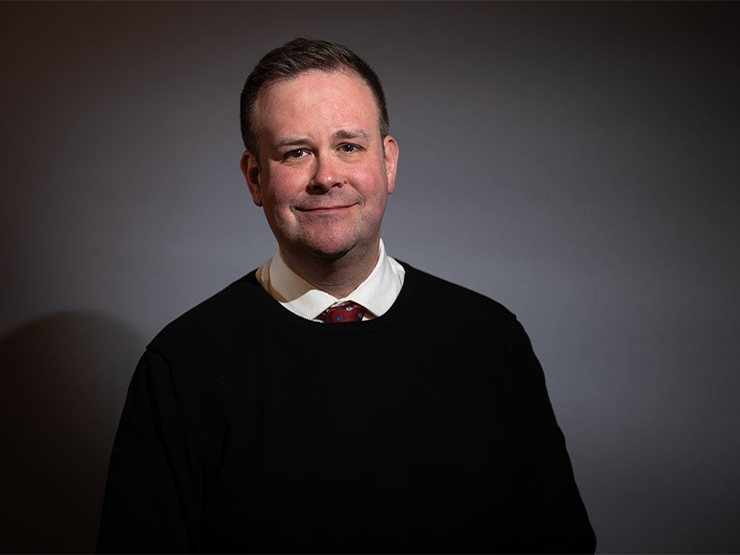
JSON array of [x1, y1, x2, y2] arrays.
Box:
[[148, 270, 268, 357], [398, 260, 517, 325], [395, 261, 544, 395]]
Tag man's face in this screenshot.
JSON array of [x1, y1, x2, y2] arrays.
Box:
[[241, 70, 399, 269]]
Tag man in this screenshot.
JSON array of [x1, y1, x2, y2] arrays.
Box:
[[97, 38, 596, 553]]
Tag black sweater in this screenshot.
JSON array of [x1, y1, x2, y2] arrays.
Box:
[[97, 263, 595, 553]]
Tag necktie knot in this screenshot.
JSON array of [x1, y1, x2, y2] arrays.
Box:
[[317, 302, 366, 323]]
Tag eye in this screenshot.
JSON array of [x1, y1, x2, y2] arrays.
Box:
[[339, 143, 361, 153], [283, 148, 308, 160]]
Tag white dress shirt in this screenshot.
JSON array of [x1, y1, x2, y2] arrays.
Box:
[[255, 239, 405, 321]]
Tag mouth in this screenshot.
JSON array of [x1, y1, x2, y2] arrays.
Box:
[[296, 204, 355, 214]]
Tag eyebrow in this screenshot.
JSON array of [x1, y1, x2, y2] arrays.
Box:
[[332, 129, 370, 142], [274, 137, 310, 149], [273, 129, 371, 149]]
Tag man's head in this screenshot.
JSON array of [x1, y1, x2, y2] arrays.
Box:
[[240, 38, 389, 163], [239, 39, 399, 285]]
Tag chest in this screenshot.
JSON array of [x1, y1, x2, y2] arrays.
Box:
[[198, 340, 520, 551]]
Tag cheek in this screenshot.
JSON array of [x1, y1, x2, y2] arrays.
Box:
[[262, 168, 306, 207], [351, 163, 389, 197]]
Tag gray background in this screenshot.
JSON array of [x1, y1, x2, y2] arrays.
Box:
[[2, 2, 739, 553]]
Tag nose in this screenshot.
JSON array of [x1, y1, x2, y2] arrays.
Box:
[[309, 154, 343, 193]]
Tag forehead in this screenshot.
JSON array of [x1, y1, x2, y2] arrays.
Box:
[[253, 70, 380, 139]]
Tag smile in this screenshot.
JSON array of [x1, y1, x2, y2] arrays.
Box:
[[297, 204, 355, 214]]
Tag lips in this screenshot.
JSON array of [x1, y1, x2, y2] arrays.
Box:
[[296, 203, 356, 213]]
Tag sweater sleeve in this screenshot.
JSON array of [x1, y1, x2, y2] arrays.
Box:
[[96, 349, 202, 553], [505, 319, 597, 554]]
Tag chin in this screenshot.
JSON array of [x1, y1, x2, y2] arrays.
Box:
[[300, 241, 354, 261], [297, 232, 375, 263]]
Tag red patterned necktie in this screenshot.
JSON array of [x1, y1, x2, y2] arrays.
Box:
[[317, 302, 366, 323]]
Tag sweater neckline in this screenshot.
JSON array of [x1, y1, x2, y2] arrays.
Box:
[[244, 260, 417, 333]]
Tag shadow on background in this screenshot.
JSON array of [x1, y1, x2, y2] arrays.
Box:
[[0, 311, 142, 553]]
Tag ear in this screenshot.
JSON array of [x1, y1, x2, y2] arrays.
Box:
[[383, 135, 399, 195], [240, 150, 263, 206]]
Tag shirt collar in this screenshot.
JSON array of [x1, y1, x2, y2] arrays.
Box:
[[256, 239, 404, 320]]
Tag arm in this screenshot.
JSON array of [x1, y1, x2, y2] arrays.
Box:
[[505, 320, 596, 553], [96, 349, 202, 553]]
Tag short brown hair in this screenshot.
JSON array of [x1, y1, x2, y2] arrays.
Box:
[[240, 38, 389, 158]]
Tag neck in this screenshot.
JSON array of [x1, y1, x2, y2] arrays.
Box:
[[280, 243, 380, 298]]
